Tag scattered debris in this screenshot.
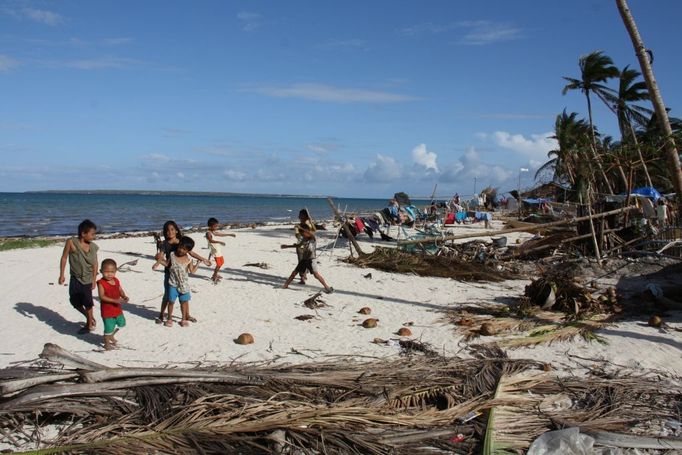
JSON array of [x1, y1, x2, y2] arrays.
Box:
[[294, 315, 315, 322], [243, 262, 270, 269], [348, 247, 517, 282], [0, 344, 679, 453], [303, 292, 327, 309]]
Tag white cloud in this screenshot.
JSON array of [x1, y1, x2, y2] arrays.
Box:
[[0, 54, 21, 72], [364, 154, 403, 183], [411, 143, 439, 172], [237, 11, 262, 31], [243, 83, 418, 103], [305, 142, 341, 154], [223, 169, 247, 181], [491, 131, 557, 162], [400, 22, 454, 36], [439, 147, 513, 186], [400, 20, 522, 45], [176, 172, 185, 179], [457, 21, 522, 45], [23, 8, 63, 25]]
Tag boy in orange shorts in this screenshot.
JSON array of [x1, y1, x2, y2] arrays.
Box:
[[206, 217, 236, 283]]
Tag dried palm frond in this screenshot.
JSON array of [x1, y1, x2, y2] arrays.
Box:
[[347, 247, 516, 282], [1, 344, 679, 454]]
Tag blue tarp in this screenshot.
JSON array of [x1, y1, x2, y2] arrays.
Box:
[[630, 187, 662, 201]]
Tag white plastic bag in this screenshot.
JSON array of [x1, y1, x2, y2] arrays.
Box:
[[527, 428, 595, 455]]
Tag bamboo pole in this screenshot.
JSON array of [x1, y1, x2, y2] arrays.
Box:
[[326, 197, 365, 256], [397, 206, 636, 246]]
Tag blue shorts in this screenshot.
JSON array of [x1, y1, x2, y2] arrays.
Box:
[[168, 286, 191, 303]]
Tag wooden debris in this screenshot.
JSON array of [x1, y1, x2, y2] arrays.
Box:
[[243, 262, 270, 269], [0, 344, 678, 453], [303, 292, 327, 309]]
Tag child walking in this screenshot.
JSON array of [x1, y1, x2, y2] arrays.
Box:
[[97, 259, 129, 350], [58, 219, 99, 333], [157, 235, 200, 327], [153, 221, 210, 324], [282, 209, 333, 293], [294, 209, 316, 284], [206, 217, 236, 283]]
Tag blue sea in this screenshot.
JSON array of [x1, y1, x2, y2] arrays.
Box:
[[0, 192, 415, 237]]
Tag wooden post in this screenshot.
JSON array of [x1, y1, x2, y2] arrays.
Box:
[[326, 197, 365, 257]]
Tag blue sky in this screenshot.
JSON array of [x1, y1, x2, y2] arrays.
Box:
[[1, 0, 681, 198]]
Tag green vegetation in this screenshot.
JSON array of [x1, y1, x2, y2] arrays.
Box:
[[535, 49, 682, 200], [0, 239, 59, 251]]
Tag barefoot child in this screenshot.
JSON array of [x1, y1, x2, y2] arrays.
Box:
[[157, 236, 200, 327], [294, 209, 316, 284], [58, 219, 99, 333], [97, 259, 129, 350], [282, 210, 333, 293], [154, 221, 210, 324], [206, 217, 236, 283]]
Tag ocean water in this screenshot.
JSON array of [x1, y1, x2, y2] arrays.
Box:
[[0, 192, 405, 237]]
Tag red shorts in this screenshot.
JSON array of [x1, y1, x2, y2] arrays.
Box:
[[215, 256, 225, 268]]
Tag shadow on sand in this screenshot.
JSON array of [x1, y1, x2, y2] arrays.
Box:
[[15, 302, 101, 347]]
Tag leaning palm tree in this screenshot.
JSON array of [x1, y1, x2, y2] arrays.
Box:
[[563, 51, 619, 193], [616, 0, 682, 203], [601, 65, 653, 187]]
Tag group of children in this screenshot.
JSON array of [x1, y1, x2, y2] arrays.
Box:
[[58, 210, 332, 350]]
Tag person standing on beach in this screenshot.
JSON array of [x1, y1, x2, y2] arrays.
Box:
[[293, 210, 316, 285], [97, 258, 129, 350], [282, 209, 333, 293], [156, 236, 200, 327], [58, 219, 99, 333], [206, 217, 236, 283], [154, 221, 210, 324]]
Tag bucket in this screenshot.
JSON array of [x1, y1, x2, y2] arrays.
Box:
[[491, 236, 507, 248]]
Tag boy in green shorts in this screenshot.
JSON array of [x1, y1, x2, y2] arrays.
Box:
[[96, 259, 129, 350]]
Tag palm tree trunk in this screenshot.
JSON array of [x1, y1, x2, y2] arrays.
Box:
[[586, 94, 615, 194], [616, 0, 682, 201]]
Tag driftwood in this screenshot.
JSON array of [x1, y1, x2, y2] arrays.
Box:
[[81, 368, 264, 384], [40, 343, 108, 371], [0, 372, 79, 396], [397, 206, 637, 246], [327, 196, 365, 256]]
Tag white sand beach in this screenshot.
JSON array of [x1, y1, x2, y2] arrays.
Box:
[[0, 221, 680, 377]]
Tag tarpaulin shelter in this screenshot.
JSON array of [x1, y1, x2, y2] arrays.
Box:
[[629, 187, 662, 201]]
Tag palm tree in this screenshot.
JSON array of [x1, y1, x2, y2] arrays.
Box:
[[563, 51, 619, 193], [616, 0, 682, 204], [602, 65, 653, 187], [536, 110, 591, 191]]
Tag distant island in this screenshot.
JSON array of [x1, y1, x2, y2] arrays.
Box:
[[26, 190, 328, 199]]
